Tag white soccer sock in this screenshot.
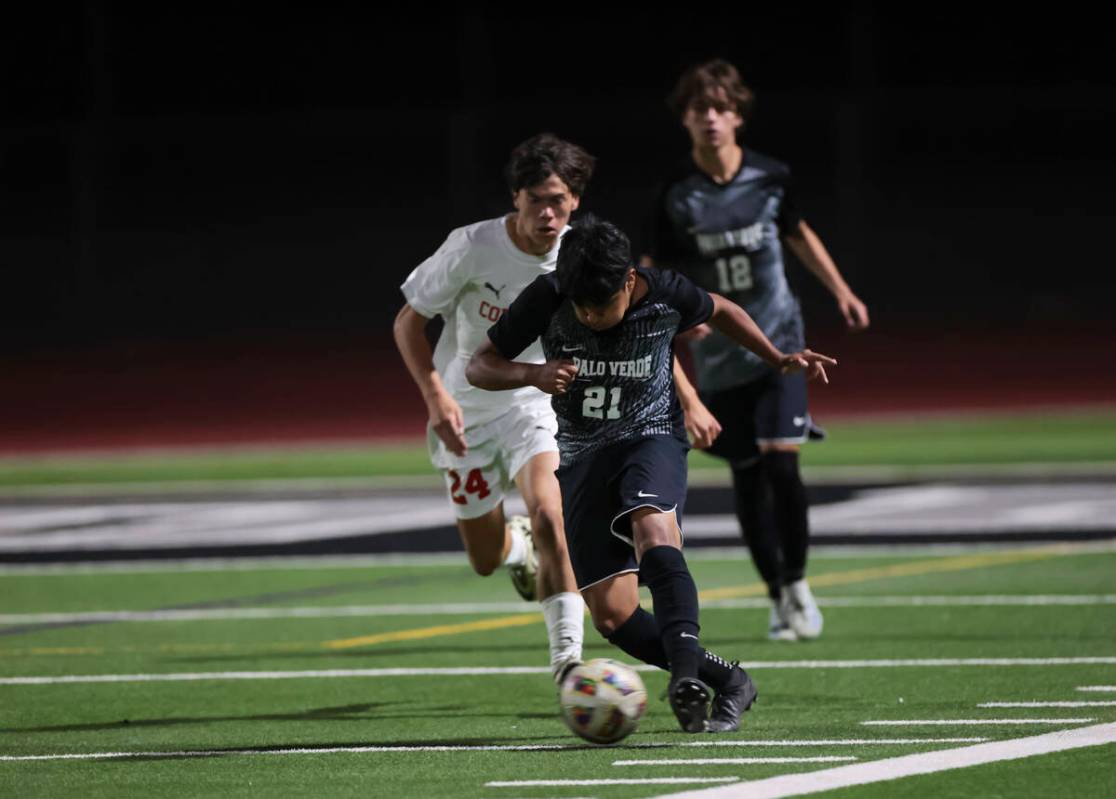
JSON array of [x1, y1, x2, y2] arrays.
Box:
[[502, 522, 528, 568], [541, 591, 585, 679]]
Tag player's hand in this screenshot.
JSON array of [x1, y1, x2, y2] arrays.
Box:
[[837, 292, 870, 330], [683, 400, 722, 450], [779, 349, 837, 384], [532, 358, 579, 395], [427, 390, 467, 456], [677, 322, 713, 343]]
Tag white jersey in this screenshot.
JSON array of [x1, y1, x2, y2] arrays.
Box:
[[401, 215, 558, 429]]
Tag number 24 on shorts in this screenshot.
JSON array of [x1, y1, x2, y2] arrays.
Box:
[[448, 468, 492, 505]]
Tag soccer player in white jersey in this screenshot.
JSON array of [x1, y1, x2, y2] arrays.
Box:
[[393, 134, 592, 681]]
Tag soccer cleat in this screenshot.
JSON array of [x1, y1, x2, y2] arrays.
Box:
[[706, 664, 758, 733], [506, 515, 538, 602], [768, 602, 798, 642], [784, 578, 823, 640], [553, 657, 581, 686], [668, 676, 712, 733]]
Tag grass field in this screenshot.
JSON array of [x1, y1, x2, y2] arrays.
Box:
[[3, 408, 1116, 489], [2, 545, 1114, 797]]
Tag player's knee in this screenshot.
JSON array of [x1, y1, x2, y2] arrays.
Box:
[[529, 504, 564, 548], [591, 611, 625, 638], [465, 549, 502, 577], [762, 450, 802, 488]]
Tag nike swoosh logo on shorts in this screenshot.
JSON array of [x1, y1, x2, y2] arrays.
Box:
[[637, 490, 659, 498], [561, 345, 583, 352], [793, 416, 807, 426]]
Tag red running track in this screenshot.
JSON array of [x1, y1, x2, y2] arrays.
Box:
[[2, 323, 1113, 455]]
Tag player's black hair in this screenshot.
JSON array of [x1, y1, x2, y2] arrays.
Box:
[[556, 215, 632, 307], [668, 59, 755, 123], [504, 133, 596, 197]]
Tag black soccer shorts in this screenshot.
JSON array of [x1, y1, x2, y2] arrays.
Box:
[[557, 435, 689, 590]]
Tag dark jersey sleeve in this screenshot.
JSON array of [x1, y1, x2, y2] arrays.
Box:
[[487, 273, 561, 360], [776, 176, 804, 234], [643, 267, 714, 332]]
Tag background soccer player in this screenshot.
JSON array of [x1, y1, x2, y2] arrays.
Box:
[[467, 216, 834, 732], [393, 134, 590, 681], [644, 59, 870, 642]]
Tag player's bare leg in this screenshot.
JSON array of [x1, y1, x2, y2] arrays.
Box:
[[515, 450, 584, 681], [455, 506, 536, 600], [758, 441, 822, 640]]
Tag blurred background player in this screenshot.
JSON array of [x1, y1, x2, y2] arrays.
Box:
[[393, 133, 591, 681], [644, 60, 870, 642], [468, 217, 834, 732]]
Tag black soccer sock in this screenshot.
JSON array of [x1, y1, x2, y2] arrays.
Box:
[[731, 460, 784, 599], [607, 606, 669, 670], [763, 451, 810, 584], [639, 545, 702, 680], [608, 607, 737, 690]]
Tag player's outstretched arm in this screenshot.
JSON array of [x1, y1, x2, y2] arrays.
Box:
[[707, 293, 837, 383], [467, 340, 579, 395], [393, 303, 467, 456], [784, 220, 870, 330]]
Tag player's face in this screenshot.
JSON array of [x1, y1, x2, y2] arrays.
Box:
[[572, 269, 637, 332], [682, 91, 743, 149], [512, 174, 580, 255]]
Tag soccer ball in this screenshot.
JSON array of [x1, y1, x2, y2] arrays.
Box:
[[559, 658, 647, 744]]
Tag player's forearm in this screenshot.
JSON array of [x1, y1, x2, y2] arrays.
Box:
[[708, 293, 785, 367], [392, 304, 451, 404], [673, 357, 701, 411], [785, 222, 853, 299], [466, 345, 538, 391]]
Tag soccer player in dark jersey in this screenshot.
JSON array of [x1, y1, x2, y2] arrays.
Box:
[[467, 217, 835, 733], [645, 59, 870, 642]]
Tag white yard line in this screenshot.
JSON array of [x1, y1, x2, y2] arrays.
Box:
[[613, 758, 858, 766], [0, 739, 988, 763], [653, 722, 1116, 799], [1077, 685, 1116, 692], [4, 659, 1115, 686], [978, 701, 1116, 708], [862, 719, 1095, 726], [487, 778, 738, 787], [4, 594, 1113, 625]]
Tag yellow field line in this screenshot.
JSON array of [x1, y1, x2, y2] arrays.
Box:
[[323, 612, 544, 650], [324, 547, 1065, 650], [698, 547, 1060, 601]]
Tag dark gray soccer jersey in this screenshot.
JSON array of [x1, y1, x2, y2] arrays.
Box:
[[488, 266, 713, 466], [647, 150, 804, 390]]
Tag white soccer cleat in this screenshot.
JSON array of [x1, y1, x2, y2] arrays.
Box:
[[768, 602, 798, 642], [784, 579, 823, 640], [506, 515, 538, 602]]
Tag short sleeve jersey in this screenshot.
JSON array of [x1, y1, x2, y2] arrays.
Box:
[[647, 149, 805, 390], [400, 216, 558, 428], [488, 266, 713, 466]]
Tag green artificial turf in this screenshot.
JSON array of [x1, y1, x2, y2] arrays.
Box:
[[2, 409, 1115, 489], [2, 547, 1114, 797]]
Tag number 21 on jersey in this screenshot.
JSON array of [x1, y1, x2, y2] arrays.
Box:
[[582, 386, 621, 419]]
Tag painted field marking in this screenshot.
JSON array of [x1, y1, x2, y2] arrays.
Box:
[[323, 612, 542, 650], [698, 547, 1063, 602], [4, 660, 1115, 686], [613, 758, 858, 766], [652, 722, 1116, 799], [0, 739, 988, 762], [862, 719, 1096, 726], [1078, 685, 1116, 692], [487, 778, 738, 787], [323, 546, 1070, 649], [978, 701, 1116, 708], [5, 594, 1114, 626]]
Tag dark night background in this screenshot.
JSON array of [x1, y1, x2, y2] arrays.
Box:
[[2, 5, 1114, 450]]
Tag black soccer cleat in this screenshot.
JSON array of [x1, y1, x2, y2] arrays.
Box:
[[706, 664, 758, 733], [668, 676, 712, 733]]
